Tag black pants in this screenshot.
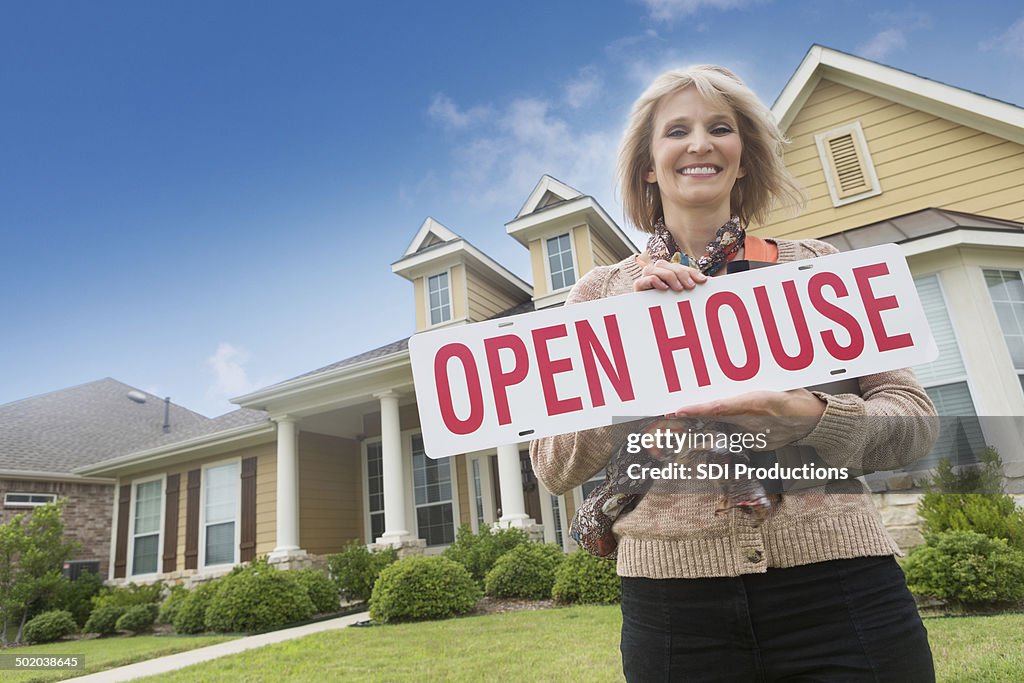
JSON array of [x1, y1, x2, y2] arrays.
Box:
[[620, 555, 935, 682]]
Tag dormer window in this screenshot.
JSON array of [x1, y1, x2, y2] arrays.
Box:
[[546, 233, 576, 291], [428, 272, 452, 325]]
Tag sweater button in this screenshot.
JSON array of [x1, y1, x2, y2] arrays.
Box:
[[746, 549, 763, 563]]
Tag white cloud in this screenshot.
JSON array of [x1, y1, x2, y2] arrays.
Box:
[[206, 342, 258, 399], [564, 67, 602, 109], [858, 28, 908, 61], [427, 93, 492, 129], [640, 0, 764, 22], [980, 16, 1024, 57]]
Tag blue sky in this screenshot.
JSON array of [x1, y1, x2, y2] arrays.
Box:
[[3, 1, 1023, 417]]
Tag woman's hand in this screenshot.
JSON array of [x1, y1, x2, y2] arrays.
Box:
[[672, 389, 827, 450], [634, 256, 708, 293]]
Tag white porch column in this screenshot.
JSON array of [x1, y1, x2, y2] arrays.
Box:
[[496, 443, 532, 525], [375, 391, 415, 545], [269, 416, 305, 562]]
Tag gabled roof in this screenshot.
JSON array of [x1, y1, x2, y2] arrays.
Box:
[[401, 217, 460, 257], [820, 208, 1024, 252], [515, 175, 583, 219], [0, 378, 217, 476], [773, 45, 1024, 144]]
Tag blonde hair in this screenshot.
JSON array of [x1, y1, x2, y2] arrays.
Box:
[[617, 65, 804, 233]]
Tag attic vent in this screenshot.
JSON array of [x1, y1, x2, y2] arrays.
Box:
[[127, 391, 147, 404], [815, 121, 881, 207]]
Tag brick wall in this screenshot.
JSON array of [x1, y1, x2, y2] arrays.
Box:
[[0, 479, 115, 576]]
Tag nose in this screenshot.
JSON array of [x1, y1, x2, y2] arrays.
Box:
[[687, 128, 713, 154]]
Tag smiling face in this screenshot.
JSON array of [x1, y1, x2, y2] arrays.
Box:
[[645, 86, 745, 224]]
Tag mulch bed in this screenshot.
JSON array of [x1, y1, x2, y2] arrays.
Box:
[[469, 597, 558, 616]]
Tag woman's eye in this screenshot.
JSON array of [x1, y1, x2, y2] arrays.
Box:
[[667, 128, 688, 137], [712, 125, 734, 135]]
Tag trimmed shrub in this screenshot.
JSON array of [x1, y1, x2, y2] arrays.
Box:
[[485, 543, 563, 599], [23, 610, 77, 644], [443, 524, 531, 585], [115, 603, 159, 633], [293, 569, 339, 614], [552, 550, 621, 604], [369, 556, 482, 623], [326, 541, 398, 602], [42, 571, 105, 628], [83, 604, 126, 635], [92, 582, 163, 611], [172, 581, 221, 635], [901, 530, 1024, 608], [157, 585, 189, 625], [204, 563, 315, 633], [918, 493, 1024, 549]]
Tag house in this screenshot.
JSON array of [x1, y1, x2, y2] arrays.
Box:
[[0, 379, 235, 577], [76, 45, 1024, 583]]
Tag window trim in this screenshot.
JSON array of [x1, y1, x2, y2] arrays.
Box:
[[814, 121, 881, 207], [361, 438, 386, 544], [127, 473, 165, 578], [3, 492, 58, 508], [468, 453, 496, 533], [411, 433, 457, 549], [199, 457, 242, 570], [425, 269, 454, 327], [982, 266, 1024, 391], [542, 231, 578, 294]]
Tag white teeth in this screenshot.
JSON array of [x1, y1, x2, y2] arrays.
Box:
[[679, 166, 719, 175]]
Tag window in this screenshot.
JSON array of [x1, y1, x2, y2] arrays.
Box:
[[909, 275, 984, 469], [3, 492, 57, 508], [366, 441, 385, 542], [203, 462, 239, 567], [427, 272, 451, 325], [549, 494, 564, 548], [412, 435, 455, 546], [581, 468, 606, 499], [546, 233, 576, 290], [984, 269, 1024, 395], [814, 121, 881, 207], [472, 458, 485, 530], [131, 479, 162, 576]]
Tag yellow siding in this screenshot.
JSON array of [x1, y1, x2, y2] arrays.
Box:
[[529, 240, 547, 297], [572, 224, 594, 276], [414, 277, 426, 331], [451, 264, 466, 320], [298, 432, 362, 555], [563, 491, 577, 532], [465, 264, 520, 321], [456, 455, 470, 526], [255, 449, 276, 557], [756, 79, 1024, 240], [590, 230, 622, 268], [362, 404, 421, 438]]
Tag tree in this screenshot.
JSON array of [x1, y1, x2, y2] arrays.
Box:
[[0, 500, 78, 644]]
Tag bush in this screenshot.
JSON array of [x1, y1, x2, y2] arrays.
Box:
[[157, 585, 189, 625], [901, 531, 1024, 608], [369, 556, 481, 623], [23, 610, 77, 644], [552, 551, 621, 604], [204, 562, 314, 633], [922, 446, 1006, 495], [172, 581, 221, 635], [443, 524, 531, 585], [326, 541, 398, 602], [918, 493, 1024, 550], [42, 570, 105, 628], [293, 569, 339, 614], [485, 543, 563, 599], [115, 603, 159, 633], [92, 581, 164, 611], [83, 604, 126, 635]]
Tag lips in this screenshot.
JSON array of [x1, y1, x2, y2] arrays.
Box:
[[677, 165, 722, 176]]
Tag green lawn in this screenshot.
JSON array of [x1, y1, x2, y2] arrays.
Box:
[[0, 634, 237, 683], [144, 607, 1024, 683]]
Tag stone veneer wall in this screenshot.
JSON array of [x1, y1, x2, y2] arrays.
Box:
[[868, 465, 1024, 550], [0, 479, 115, 576]]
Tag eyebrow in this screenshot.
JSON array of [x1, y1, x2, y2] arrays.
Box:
[[661, 114, 737, 130]]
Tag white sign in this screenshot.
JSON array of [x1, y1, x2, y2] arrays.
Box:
[[409, 244, 937, 458]]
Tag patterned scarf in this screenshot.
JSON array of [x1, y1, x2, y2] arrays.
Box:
[[645, 215, 745, 275]]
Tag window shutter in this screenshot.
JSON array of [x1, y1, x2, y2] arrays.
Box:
[[240, 457, 257, 562], [912, 275, 968, 385], [184, 469, 201, 570], [162, 474, 180, 573], [113, 484, 131, 578]]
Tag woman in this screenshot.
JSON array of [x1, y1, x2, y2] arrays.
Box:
[[530, 65, 939, 682]]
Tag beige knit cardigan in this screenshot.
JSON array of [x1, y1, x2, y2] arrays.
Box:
[[529, 238, 939, 578]]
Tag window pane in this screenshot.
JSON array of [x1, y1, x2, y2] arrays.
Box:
[[547, 233, 576, 290], [206, 463, 239, 524], [550, 494, 563, 547], [416, 503, 455, 546], [984, 269, 1024, 375], [908, 383, 984, 470], [205, 521, 235, 565], [134, 480, 161, 535], [132, 534, 159, 575]]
